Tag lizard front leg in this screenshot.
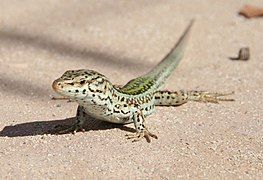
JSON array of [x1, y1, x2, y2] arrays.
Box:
[[56, 105, 86, 134], [126, 106, 157, 143]]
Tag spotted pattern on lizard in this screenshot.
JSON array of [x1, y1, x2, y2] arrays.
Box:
[[52, 20, 234, 142]]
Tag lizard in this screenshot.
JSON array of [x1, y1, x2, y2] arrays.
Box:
[[52, 20, 234, 142]]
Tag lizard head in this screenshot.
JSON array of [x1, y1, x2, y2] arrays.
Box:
[[52, 69, 108, 100]]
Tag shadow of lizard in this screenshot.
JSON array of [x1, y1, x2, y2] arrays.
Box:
[[0, 117, 135, 137]]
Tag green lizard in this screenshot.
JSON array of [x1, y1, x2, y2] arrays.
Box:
[[52, 20, 234, 142]]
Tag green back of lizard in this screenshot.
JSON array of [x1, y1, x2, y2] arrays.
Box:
[[117, 20, 194, 96]]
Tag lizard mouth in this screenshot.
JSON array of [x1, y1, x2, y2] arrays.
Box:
[[52, 79, 82, 98]]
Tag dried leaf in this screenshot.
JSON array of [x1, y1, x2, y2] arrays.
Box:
[[239, 4, 263, 18]]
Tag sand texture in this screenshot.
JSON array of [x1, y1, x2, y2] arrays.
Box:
[[0, 0, 262, 179]]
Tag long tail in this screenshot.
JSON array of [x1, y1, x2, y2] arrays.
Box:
[[117, 20, 194, 96], [145, 20, 194, 90]]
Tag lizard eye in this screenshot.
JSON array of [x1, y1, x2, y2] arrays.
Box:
[[80, 80, 85, 85]]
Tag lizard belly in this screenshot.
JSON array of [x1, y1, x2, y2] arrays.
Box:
[[83, 105, 132, 124]]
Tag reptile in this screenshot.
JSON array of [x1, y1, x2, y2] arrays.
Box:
[[52, 20, 234, 142]]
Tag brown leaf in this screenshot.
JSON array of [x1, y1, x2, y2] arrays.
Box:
[[239, 4, 263, 18]]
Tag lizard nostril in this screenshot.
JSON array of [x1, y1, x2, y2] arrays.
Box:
[[52, 80, 63, 90]]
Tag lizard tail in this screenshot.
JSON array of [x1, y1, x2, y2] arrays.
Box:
[[146, 20, 195, 90]]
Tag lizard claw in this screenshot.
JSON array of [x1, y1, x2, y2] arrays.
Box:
[[126, 130, 158, 143], [54, 124, 85, 134], [199, 91, 235, 103]]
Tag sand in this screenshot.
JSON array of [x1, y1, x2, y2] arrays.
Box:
[[0, 0, 262, 179]]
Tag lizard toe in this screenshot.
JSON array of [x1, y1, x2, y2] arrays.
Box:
[[126, 130, 158, 143]]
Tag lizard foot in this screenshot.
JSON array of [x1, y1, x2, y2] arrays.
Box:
[[197, 91, 235, 103], [54, 124, 85, 134], [51, 96, 73, 102], [126, 130, 158, 143]]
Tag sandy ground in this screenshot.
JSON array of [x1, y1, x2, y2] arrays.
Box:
[[0, 0, 262, 179]]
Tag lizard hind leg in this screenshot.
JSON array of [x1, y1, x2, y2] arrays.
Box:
[[126, 107, 158, 143], [154, 90, 234, 106]]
